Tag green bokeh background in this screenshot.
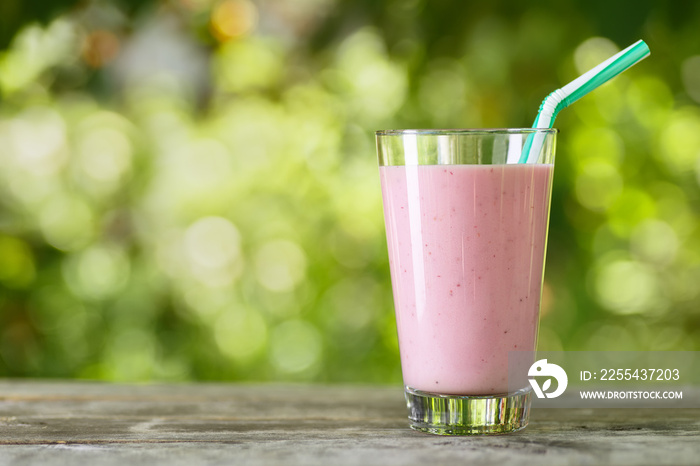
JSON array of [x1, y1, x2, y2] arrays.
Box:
[[0, 0, 698, 382]]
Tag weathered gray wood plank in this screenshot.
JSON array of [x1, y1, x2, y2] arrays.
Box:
[[0, 381, 697, 465]]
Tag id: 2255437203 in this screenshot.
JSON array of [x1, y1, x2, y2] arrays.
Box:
[[580, 368, 680, 382]]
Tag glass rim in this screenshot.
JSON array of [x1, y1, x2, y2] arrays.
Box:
[[375, 128, 559, 136]]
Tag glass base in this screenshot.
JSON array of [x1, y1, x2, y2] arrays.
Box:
[[404, 386, 532, 435]]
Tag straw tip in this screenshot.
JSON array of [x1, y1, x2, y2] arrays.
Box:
[[634, 39, 651, 56]]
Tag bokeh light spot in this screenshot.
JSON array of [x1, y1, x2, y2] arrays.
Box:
[[574, 37, 619, 75], [629, 219, 678, 267], [417, 60, 468, 127], [627, 76, 674, 128], [607, 188, 656, 237], [254, 239, 307, 292], [269, 319, 322, 376], [211, 0, 258, 42], [584, 324, 637, 351], [574, 162, 623, 211], [321, 277, 379, 332], [651, 182, 695, 238], [570, 126, 625, 169], [104, 328, 156, 381], [184, 216, 243, 287], [77, 127, 132, 184], [335, 28, 407, 122], [215, 38, 282, 93], [62, 245, 130, 300], [593, 258, 663, 315], [39, 196, 94, 251], [9, 107, 67, 176], [214, 307, 267, 363], [659, 108, 700, 173]]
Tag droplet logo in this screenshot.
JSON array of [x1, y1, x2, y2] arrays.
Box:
[[528, 359, 568, 399]]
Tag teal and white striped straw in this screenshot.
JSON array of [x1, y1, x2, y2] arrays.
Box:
[[519, 39, 650, 163]]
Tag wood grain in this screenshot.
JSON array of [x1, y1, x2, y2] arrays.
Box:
[[0, 381, 697, 465]]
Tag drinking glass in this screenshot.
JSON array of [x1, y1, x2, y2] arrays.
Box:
[[377, 129, 557, 435]]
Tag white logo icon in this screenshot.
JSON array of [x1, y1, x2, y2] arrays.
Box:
[[528, 359, 568, 399]]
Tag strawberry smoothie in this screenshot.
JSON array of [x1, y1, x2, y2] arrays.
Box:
[[380, 163, 554, 395]]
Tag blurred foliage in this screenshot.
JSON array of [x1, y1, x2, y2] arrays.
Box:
[[0, 0, 699, 382]]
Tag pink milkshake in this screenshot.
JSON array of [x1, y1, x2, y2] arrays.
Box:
[[380, 163, 554, 395]]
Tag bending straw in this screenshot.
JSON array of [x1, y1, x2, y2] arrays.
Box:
[[519, 39, 650, 163]]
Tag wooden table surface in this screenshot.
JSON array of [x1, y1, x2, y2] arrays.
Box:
[[0, 380, 698, 465]]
